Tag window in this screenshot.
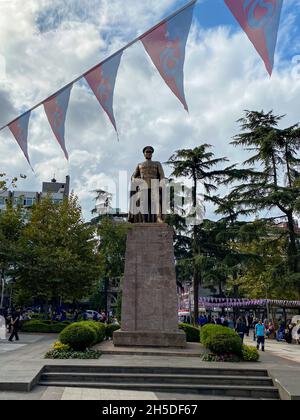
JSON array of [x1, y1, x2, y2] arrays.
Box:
[[14, 197, 24, 206], [24, 197, 35, 206]]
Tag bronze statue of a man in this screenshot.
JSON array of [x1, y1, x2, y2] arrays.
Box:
[[129, 146, 165, 223]]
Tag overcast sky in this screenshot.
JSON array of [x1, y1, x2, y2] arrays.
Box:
[[0, 0, 300, 221]]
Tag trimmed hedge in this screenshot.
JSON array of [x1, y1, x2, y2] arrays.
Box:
[[59, 324, 96, 351], [179, 323, 200, 342], [205, 333, 243, 356], [201, 324, 243, 356], [21, 320, 69, 333], [77, 321, 106, 344], [242, 345, 260, 362], [200, 324, 233, 344], [105, 323, 120, 339]]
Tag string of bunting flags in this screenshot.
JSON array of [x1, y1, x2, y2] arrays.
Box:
[[0, 0, 284, 169], [192, 298, 300, 308]]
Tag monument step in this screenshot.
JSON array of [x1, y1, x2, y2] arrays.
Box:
[[42, 365, 269, 377], [38, 381, 279, 399], [40, 372, 273, 387]]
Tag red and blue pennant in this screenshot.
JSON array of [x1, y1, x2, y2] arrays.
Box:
[[224, 0, 283, 76], [8, 111, 32, 168], [85, 52, 123, 133], [43, 85, 73, 160], [141, 2, 195, 111]]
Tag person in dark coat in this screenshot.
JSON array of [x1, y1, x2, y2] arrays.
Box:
[[8, 309, 21, 342], [235, 317, 247, 343]]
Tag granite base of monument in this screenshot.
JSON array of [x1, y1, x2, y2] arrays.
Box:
[[113, 223, 186, 348]]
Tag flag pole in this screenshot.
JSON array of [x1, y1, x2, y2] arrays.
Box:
[[0, 0, 197, 132]]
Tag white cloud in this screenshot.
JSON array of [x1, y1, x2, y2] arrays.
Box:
[[0, 0, 300, 221]]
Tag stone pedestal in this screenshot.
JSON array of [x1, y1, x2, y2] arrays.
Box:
[[113, 223, 186, 348]]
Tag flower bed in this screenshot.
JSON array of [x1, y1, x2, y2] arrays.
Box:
[[44, 321, 106, 358], [45, 348, 102, 359]]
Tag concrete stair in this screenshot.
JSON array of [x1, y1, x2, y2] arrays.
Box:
[[38, 366, 280, 399]]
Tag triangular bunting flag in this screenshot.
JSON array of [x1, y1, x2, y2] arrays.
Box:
[[8, 112, 32, 168], [85, 52, 123, 132], [44, 85, 73, 159], [141, 2, 195, 111], [224, 0, 283, 76]]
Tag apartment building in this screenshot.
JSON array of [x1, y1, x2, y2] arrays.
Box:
[[0, 176, 70, 212]]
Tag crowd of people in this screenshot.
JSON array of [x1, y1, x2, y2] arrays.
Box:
[[0, 306, 119, 343], [197, 313, 300, 350]]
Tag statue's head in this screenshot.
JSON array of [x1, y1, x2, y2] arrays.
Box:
[[143, 146, 154, 160]]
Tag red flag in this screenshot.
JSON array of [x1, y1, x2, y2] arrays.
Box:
[[85, 52, 122, 132], [44, 85, 73, 159], [141, 2, 195, 110], [8, 112, 32, 168], [224, 0, 283, 75]]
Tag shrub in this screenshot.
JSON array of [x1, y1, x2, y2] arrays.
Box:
[[179, 323, 200, 342], [105, 324, 120, 339], [205, 333, 243, 356], [21, 320, 70, 333], [59, 323, 96, 351], [50, 323, 68, 333], [53, 342, 70, 351], [22, 320, 51, 333], [45, 349, 102, 359], [242, 345, 260, 362], [77, 321, 106, 344], [200, 324, 232, 345], [200, 324, 243, 356]]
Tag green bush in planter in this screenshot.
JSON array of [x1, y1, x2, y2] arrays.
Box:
[[205, 333, 243, 356], [200, 324, 232, 345], [179, 323, 200, 342], [77, 321, 106, 344], [242, 345, 260, 362], [49, 323, 69, 333], [59, 324, 96, 351], [105, 324, 120, 339], [22, 320, 51, 333]]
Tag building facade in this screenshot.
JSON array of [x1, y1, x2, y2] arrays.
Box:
[[0, 176, 70, 213]]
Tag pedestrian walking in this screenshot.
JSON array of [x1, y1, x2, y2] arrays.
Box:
[[236, 317, 247, 343], [255, 320, 266, 351], [285, 324, 293, 344], [8, 309, 21, 342]]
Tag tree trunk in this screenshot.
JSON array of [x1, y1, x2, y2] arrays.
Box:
[[286, 211, 298, 273], [193, 266, 199, 326], [271, 151, 278, 187], [285, 143, 293, 188], [192, 174, 199, 326], [0, 272, 5, 309]]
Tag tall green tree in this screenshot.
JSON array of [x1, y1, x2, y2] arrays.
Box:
[[226, 110, 300, 296], [166, 145, 229, 323], [97, 217, 130, 279], [0, 200, 24, 307], [96, 217, 130, 315], [16, 194, 100, 306]]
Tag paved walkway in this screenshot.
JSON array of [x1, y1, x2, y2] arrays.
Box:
[[0, 333, 300, 400], [244, 336, 300, 364]]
